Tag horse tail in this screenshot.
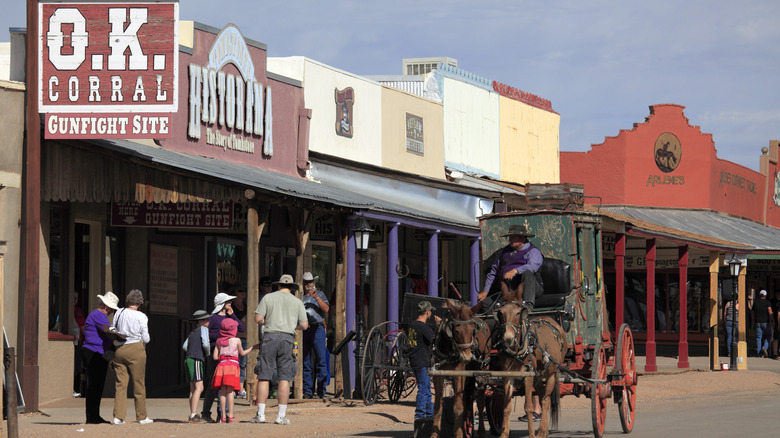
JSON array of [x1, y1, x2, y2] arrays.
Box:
[[550, 378, 560, 430]]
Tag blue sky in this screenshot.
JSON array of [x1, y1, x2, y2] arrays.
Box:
[[4, 1, 779, 171]]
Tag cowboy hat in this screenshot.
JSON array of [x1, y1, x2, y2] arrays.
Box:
[[97, 292, 119, 310], [501, 224, 535, 238], [273, 274, 299, 289], [212, 292, 237, 314], [302, 272, 319, 282]]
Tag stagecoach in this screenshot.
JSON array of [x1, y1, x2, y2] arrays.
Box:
[[359, 208, 637, 438]]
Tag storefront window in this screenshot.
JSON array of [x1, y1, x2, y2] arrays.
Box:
[[311, 244, 334, 298], [623, 272, 710, 334], [217, 241, 244, 293], [48, 206, 68, 333]]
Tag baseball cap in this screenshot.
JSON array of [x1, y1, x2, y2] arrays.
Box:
[[418, 301, 435, 313]]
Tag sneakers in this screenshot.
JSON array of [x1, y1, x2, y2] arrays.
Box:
[[238, 390, 247, 399], [188, 414, 206, 423], [138, 417, 153, 425], [518, 413, 541, 422], [274, 416, 290, 425], [72, 392, 81, 398], [112, 418, 124, 425], [200, 414, 216, 423], [249, 414, 266, 423]]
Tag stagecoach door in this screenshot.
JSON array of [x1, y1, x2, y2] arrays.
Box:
[[576, 223, 601, 346]]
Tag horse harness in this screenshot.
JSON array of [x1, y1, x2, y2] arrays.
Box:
[[435, 316, 490, 367], [501, 303, 565, 374]]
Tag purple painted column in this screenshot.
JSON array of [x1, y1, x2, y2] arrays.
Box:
[[428, 230, 440, 297], [346, 233, 356, 392], [387, 223, 400, 333], [470, 238, 480, 304]]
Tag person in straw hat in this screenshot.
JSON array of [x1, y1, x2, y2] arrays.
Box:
[[477, 223, 544, 312], [250, 274, 308, 425], [80, 291, 119, 424]]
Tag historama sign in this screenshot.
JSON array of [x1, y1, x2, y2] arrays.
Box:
[[38, 1, 179, 139]]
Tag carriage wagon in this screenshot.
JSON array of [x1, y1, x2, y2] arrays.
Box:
[[359, 209, 637, 438]]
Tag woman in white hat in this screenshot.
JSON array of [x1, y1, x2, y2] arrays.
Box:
[[80, 292, 119, 424]]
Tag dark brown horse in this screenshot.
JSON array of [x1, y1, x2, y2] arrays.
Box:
[[496, 298, 567, 438], [431, 299, 491, 438]]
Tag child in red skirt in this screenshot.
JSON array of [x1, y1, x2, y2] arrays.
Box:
[[212, 318, 254, 423]]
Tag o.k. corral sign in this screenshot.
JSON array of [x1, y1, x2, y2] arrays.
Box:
[[38, 1, 179, 139]]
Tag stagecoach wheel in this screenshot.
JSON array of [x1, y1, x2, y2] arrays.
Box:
[[591, 343, 608, 438], [388, 331, 409, 403], [361, 327, 385, 405], [616, 323, 636, 433]]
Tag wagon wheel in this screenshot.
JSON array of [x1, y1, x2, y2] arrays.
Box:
[[361, 325, 386, 406], [387, 330, 411, 403], [616, 323, 636, 433], [591, 343, 608, 438]]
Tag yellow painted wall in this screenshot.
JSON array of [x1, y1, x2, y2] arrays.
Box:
[[499, 96, 560, 184], [380, 86, 445, 179]]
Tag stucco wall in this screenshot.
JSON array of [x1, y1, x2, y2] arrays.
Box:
[[0, 82, 24, 351], [269, 57, 383, 167], [560, 104, 769, 225], [498, 96, 560, 184], [380, 86, 444, 179], [442, 77, 500, 178]]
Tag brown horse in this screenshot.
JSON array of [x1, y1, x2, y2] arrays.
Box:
[[431, 299, 491, 438], [496, 299, 567, 438]]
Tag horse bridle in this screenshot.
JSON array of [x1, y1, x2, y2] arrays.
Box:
[[445, 317, 490, 365], [500, 301, 533, 360]]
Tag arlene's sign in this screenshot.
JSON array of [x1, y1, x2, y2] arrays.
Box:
[[187, 25, 274, 157], [39, 1, 179, 139]]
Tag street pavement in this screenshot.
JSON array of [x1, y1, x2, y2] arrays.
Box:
[[10, 354, 780, 437]]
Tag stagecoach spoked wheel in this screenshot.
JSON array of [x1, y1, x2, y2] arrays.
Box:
[[388, 330, 410, 403], [591, 342, 608, 438], [616, 323, 636, 433], [361, 326, 385, 405]]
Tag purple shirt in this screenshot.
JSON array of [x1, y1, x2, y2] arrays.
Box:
[[208, 313, 245, 347], [83, 308, 112, 354], [483, 242, 543, 292]]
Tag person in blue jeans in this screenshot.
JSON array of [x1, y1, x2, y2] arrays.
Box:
[[301, 272, 330, 398], [408, 301, 441, 420], [750, 289, 774, 357], [723, 298, 738, 356]]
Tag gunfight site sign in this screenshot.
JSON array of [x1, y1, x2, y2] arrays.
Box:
[[39, 1, 179, 139]]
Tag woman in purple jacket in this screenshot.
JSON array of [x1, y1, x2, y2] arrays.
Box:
[[81, 292, 119, 424]]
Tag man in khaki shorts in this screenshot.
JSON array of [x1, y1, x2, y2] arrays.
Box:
[[250, 274, 308, 425]]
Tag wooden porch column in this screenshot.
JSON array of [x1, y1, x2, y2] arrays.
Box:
[[0, 240, 6, 422], [245, 199, 268, 403], [677, 245, 689, 369], [708, 251, 721, 370], [615, 233, 626, 331], [23, 0, 41, 412], [645, 239, 657, 372], [737, 264, 748, 370], [289, 207, 311, 399]]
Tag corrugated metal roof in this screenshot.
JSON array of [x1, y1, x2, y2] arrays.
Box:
[[602, 206, 780, 251], [90, 139, 484, 233], [91, 138, 371, 209]]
